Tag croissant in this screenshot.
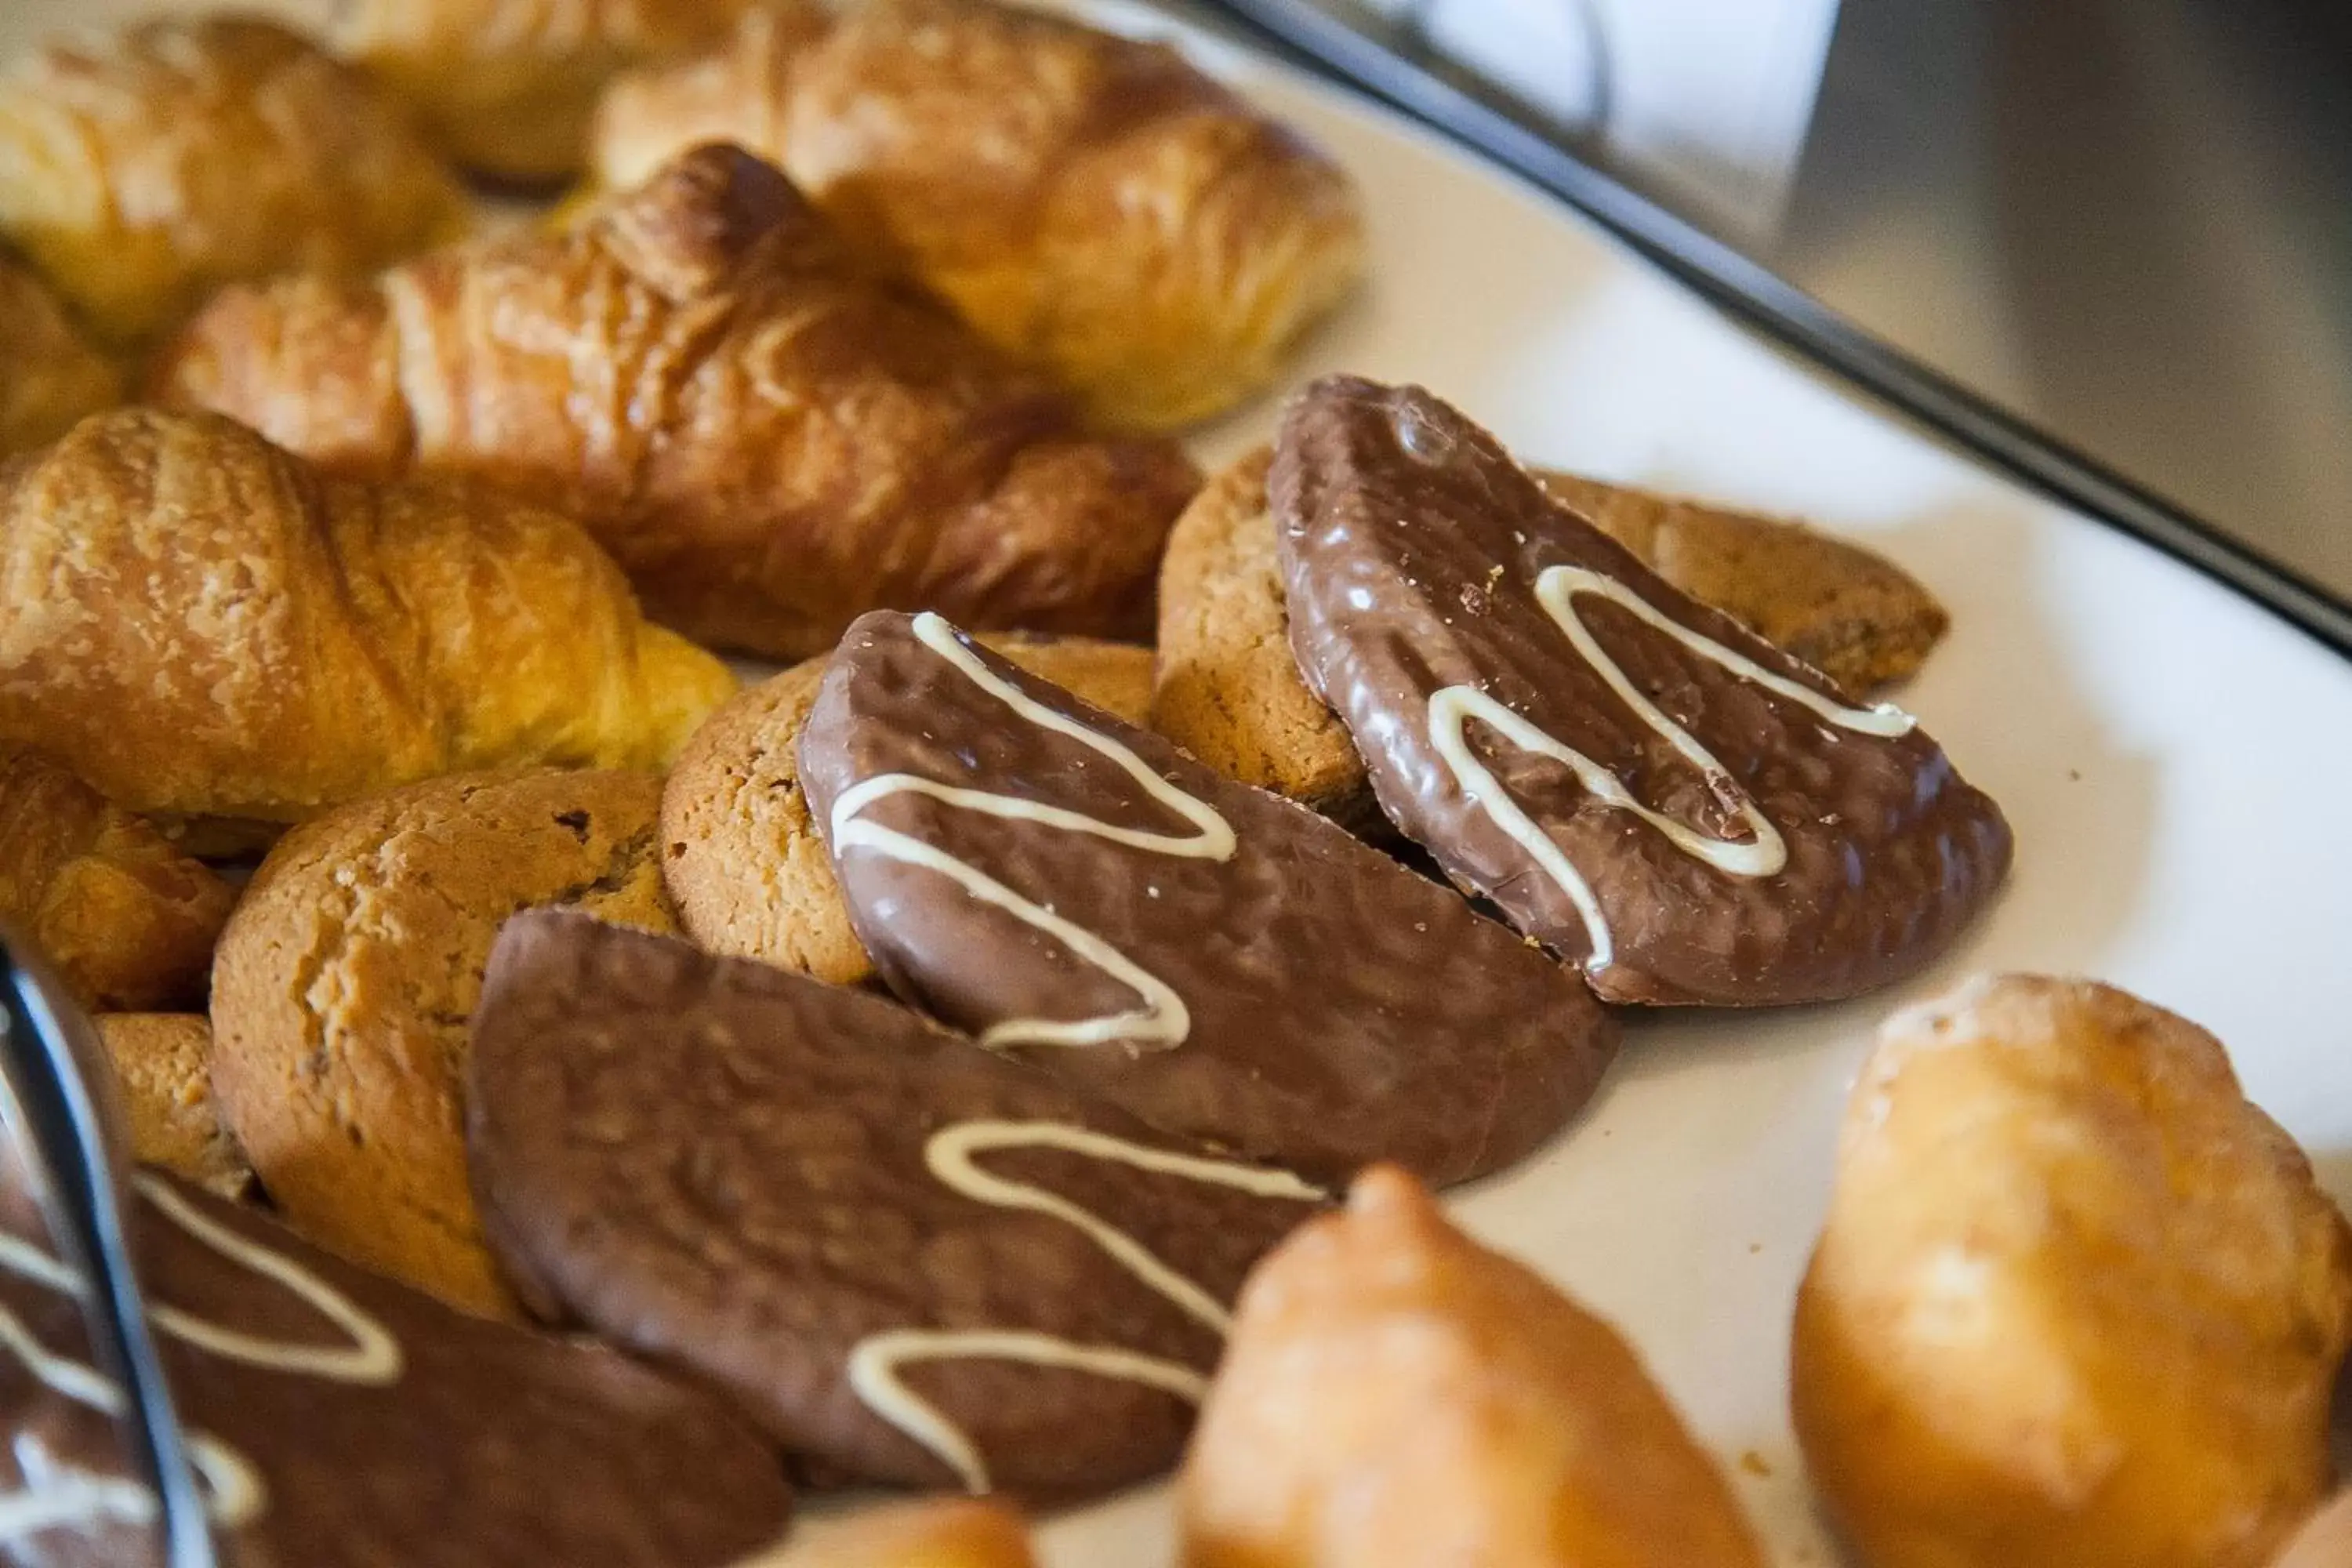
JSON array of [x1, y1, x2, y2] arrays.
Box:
[[331, 0, 758, 186], [0, 409, 735, 827], [0, 17, 466, 345], [0, 744, 235, 1011], [153, 143, 1200, 659], [590, 0, 1367, 430], [0, 252, 121, 457]]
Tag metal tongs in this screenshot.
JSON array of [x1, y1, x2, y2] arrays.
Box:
[[0, 925, 216, 1567]]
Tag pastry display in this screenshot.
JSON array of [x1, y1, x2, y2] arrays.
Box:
[[467, 911, 1326, 1497], [0, 252, 120, 457], [0, 409, 732, 829], [0, 742, 234, 1011], [1179, 1164, 1766, 1568], [1269, 376, 2012, 1005], [331, 0, 757, 187], [0, 1167, 791, 1566], [0, 16, 464, 344], [799, 610, 1618, 1186], [151, 143, 1201, 659], [210, 769, 676, 1318], [1155, 446, 1951, 826], [93, 1013, 252, 1199], [664, 631, 1152, 985], [1792, 975, 2352, 1568], [589, 0, 1367, 430], [0, 0, 2329, 1560], [778, 1498, 1038, 1567]]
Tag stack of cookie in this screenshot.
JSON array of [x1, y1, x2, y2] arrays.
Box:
[[218, 378, 2013, 1501], [0, 359, 2016, 1563]]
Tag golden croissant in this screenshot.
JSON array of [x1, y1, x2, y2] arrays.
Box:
[[0, 744, 234, 1012], [0, 16, 466, 345], [0, 408, 734, 828], [590, 0, 1367, 430], [331, 0, 758, 186], [0, 252, 121, 457], [153, 143, 1200, 659]]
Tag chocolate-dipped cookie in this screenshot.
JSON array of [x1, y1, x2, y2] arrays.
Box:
[[662, 632, 1156, 990], [1272, 377, 2011, 1007], [1149, 448, 1948, 833], [0, 1167, 789, 1566], [797, 611, 1617, 1186], [466, 911, 1327, 1500]]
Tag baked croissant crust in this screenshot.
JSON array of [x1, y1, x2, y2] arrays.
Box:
[[0, 408, 735, 826], [0, 252, 121, 457], [0, 17, 466, 345], [590, 0, 1367, 430], [331, 0, 759, 185], [0, 744, 235, 1012], [153, 143, 1200, 659]]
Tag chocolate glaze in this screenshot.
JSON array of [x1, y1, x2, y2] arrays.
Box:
[[466, 911, 1325, 1499], [0, 1165, 788, 1566], [797, 610, 1617, 1186], [1271, 376, 2012, 1006]]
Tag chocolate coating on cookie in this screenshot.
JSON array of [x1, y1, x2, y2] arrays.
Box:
[[1271, 376, 2011, 1006], [797, 610, 1616, 1185], [0, 1168, 788, 1566], [467, 911, 1325, 1498], [661, 633, 1156, 990]]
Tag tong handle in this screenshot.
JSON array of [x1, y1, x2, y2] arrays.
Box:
[[0, 930, 215, 1568]]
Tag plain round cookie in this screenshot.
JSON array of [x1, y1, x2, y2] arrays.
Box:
[[93, 1013, 251, 1198], [1152, 447, 1373, 823], [1532, 471, 1948, 693], [210, 768, 673, 1318], [661, 633, 1153, 985]]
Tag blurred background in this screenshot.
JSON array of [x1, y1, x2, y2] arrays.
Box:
[[1344, 0, 2352, 604]]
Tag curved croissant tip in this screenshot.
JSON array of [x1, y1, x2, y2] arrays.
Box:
[[595, 143, 819, 302]]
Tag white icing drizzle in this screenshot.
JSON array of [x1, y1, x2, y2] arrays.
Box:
[[848, 1329, 1208, 1494], [924, 1121, 1325, 1334], [1431, 562, 1916, 976], [0, 1174, 405, 1544], [827, 611, 1236, 1051], [849, 1120, 1324, 1492]]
